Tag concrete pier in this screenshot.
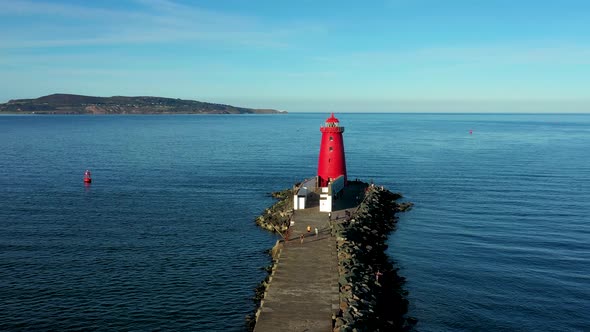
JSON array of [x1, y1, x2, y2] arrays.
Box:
[[254, 184, 364, 332]]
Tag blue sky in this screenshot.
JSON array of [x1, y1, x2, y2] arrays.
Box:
[[1, 0, 589, 112]]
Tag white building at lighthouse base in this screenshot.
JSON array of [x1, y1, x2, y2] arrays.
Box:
[[293, 175, 345, 212]]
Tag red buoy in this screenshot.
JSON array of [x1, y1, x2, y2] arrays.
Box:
[[317, 113, 347, 187], [83, 170, 92, 183]]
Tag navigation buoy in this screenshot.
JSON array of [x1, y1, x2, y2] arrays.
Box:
[[469, 129, 473, 135], [83, 170, 92, 183]]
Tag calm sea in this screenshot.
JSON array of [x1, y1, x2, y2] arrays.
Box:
[[0, 113, 589, 331]]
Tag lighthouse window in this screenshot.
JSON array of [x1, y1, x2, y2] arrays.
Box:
[[329, 136, 333, 141], [329, 147, 333, 152]]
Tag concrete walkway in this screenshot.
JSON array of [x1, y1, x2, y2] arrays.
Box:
[[254, 208, 338, 332], [254, 183, 366, 332]]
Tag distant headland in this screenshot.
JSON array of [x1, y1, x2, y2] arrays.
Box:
[[0, 93, 286, 115]]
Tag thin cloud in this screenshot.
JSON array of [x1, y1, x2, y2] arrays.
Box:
[[411, 44, 590, 65], [0, 0, 305, 49], [283, 71, 338, 78], [0, 0, 139, 19], [311, 43, 590, 67]]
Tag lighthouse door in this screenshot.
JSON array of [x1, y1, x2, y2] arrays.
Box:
[[298, 196, 306, 209]]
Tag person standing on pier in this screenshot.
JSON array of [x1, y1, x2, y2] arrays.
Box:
[[376, 270, 383, 282]]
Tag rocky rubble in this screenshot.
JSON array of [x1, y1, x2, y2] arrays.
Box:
[[247, 190, 293, 331], [245, 241, 282, 331], [249, 184, 415, 331], [333, 186, 415, 332], [254, 189, 294, 234]]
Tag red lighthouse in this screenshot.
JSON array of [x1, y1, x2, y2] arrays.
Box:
[[317, 113, 347, 187]]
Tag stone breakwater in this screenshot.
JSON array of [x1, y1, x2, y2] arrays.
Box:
[[249, 183, 414, 331], [245, 239, 282, 331], [333, 186, 414, 331], [246, 190, 293, 331], [254, 189, 294, 234]]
